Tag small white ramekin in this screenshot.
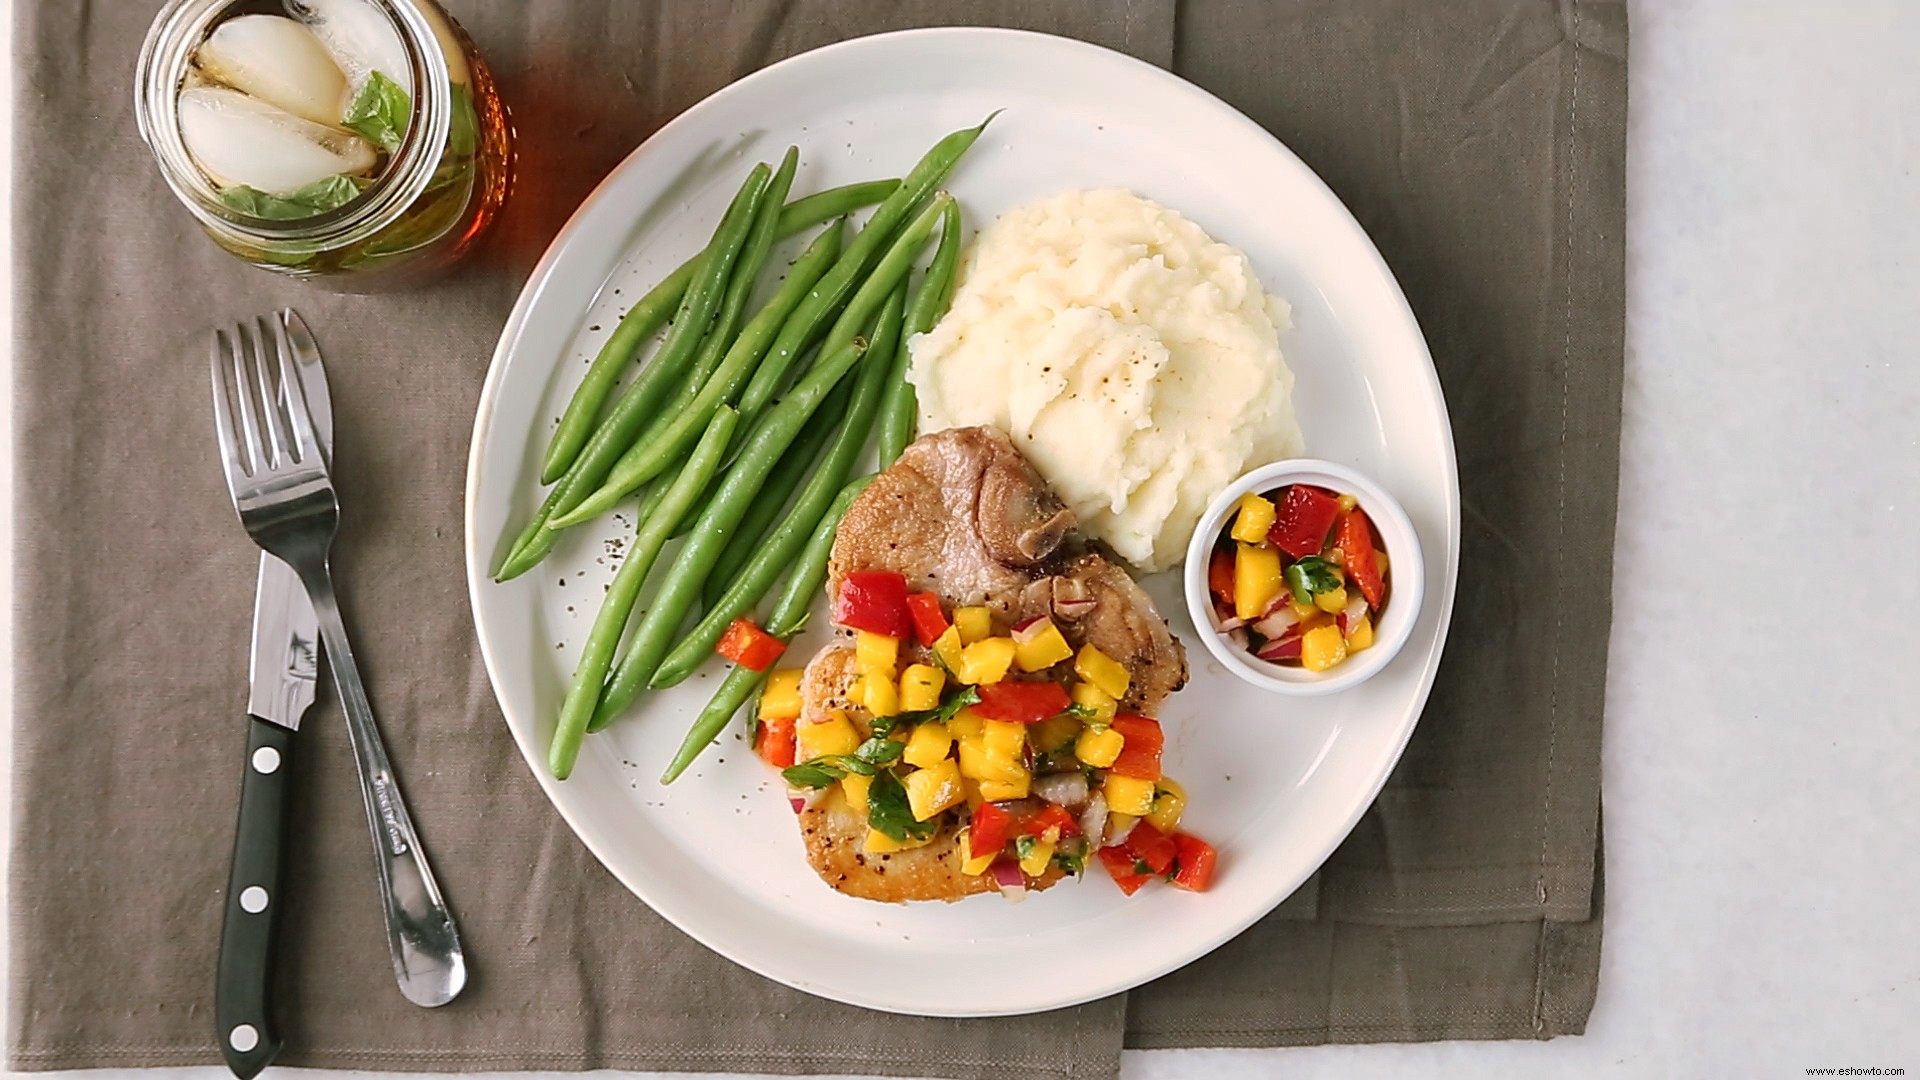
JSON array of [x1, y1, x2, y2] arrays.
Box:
[[1183, 459, 1425, 696]]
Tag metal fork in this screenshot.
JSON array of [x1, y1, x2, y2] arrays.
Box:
[[210, 316, 466, 1008]]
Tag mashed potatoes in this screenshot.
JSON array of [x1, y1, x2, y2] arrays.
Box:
[[909, 188, 1303, 572]]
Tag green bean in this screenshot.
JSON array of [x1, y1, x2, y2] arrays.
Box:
[[655, 285, 908, 689], [673, 148, 799, 409], [735, 116, 995, 423], [700, 378, 850, 608], [538, 178, 899, 482], [878, 199, 962, 465], [588, 337, 870, 731], [660, 476, 873, 783], [548, 409, 738, 779], [547, 218, 846, 530], [538, 163, 768, 485]]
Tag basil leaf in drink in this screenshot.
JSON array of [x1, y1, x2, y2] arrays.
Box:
[[219, 175, 365, 220], [343, 70, 412, 153], [866, 771, 937, 842], [446, 80, 478, 158]]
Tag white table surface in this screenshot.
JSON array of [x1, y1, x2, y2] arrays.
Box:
[[6, 1, 1918, 1077]]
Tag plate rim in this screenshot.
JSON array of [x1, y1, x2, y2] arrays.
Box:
[[465, 24, 1461, 1017]]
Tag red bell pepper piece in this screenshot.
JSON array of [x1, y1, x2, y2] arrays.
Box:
[[1097, 844, 1152, 896], [715, 618, 787, 671], [1267, 484, 1342, 559], [1207, 548, 1235, 609], [905, 591, 950, 647], [971, 801, 1015, 855], [832, 570, 912, 638], [1170, 833, 1217, 891], [1108, 715, 1164, 781], [1022, 801, 1082, 839], [974, 680, 1073, 725], [1336, 509, 1387, 607], [755, 714, 796, 769], [1124, 821, 1178, 876]]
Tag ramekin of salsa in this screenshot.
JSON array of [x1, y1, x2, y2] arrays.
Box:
[[1183, 460, 1425, 696]]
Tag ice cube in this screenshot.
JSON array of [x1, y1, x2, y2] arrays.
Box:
[[288, 0, 413, 98], [193, 14, 349, 127], [178, 86, 377, 194]]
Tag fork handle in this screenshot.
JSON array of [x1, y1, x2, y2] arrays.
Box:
[[300, 564, 468, 1007], [215, 718, 293, 1080]]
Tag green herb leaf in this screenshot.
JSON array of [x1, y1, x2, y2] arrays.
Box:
[[889, 685, 981, 729], [1060, 703, 1100, 721], [219, 175, 365, 220], [780, 753, 881, 789], [854, 737, 904, 766], [343, 70, 412, 153], [1285, 555, 1341, 603], [867, 771, 937, 842], [446, 80, 478, 157], [1014, 835, 1038, 861], [1054, 838, 1089, 876]]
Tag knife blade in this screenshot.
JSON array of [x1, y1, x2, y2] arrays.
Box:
[[217, 308, 333, 1080], [247, 310, 330, 729]]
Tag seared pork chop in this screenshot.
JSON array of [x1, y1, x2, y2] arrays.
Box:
[[830, 426, 1186, 712], [793, 428, 1189, 901]]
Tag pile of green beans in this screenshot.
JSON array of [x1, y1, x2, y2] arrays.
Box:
[[502, 118, 988, 781]]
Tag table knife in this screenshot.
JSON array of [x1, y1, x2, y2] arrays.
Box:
[[215, 309, 331, 1080]]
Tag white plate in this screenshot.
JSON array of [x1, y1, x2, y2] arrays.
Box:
[[466, 27, 1458, 1017]]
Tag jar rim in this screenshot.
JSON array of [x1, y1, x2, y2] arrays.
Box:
[[134, 0, 454, 246]]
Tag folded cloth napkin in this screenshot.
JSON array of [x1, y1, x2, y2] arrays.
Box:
[[9, 0, 1622, 1076]]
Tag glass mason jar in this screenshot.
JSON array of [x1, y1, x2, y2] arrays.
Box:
[[135, 0, 512, 291]]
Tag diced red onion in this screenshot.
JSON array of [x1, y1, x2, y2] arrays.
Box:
[[1052, 577, 1095, 619], [1257, 636, 1303, 662], [990, 858, 1027, 901], [787, 786, 826, 813], [1034, 772, 1090, 809], [1078, 793, 1109, 844], [1227, 627, 1250, 651], [1339, 594, 1368, 635], [1011, 614, 1047, 636], [1216, 615, 1247, 631], [1104, 813, 1137, 846], [1253, 606, 1301, 639], [1054, 597, 1098, 618]]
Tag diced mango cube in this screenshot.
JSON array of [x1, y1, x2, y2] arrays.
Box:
[[839, 772, 872, 808], [1103, 774, 1157, 816], [954, 605, 994, 644], [1234, 542, 1285, 621], [1018, 836, 1056, 877], [863, 827, 935, 854], [962, 777, 986, 811], [1071, 680, 1117, 720], [1074, 644, 1131, 701], [959, 830, 995, 875], [931, 625, 965, 673], [1301, 624, 1348, 672], [1229, 492, 1277, 543], [1145, 778, 1187, 835], [982, 719, 1026, 760], [1012, 617, 1075, 672], [947, 707, 984, 741], [1346, 613, 1375, 651], [855, 630, 899, 677], [856, 673, 899, 717], [796, 709, 858, 760], [979, 775, 1030, 801], [898, 663, 945, 712], [957, 637, 1017, 685], [1337, 493, 1359, 513], [1033, 713, 1081, 753], [1075, 725, 1125, 768], [758, 669, 804, 721], [1314, 585, 1349, 613], [1290, 596, 1319, 619], [905, 760, 965, 821], [957, 739, 1026, 784], [1374, 548, 1390, 575], [903, 721, 953, 768]]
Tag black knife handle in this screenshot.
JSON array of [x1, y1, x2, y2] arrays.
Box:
[[215, 718, 294, 1079]]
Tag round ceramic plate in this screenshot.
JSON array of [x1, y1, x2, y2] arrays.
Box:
[[466, 27, 1458, 1017]]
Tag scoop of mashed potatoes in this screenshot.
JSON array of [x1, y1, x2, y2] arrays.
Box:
[[908, 188, 1303, 572]]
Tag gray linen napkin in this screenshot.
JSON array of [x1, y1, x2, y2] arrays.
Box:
[[9, 0, 1622, 1075]]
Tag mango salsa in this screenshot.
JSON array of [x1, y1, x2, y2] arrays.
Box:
[[957, 636, 1017, 685], [1234, 542, 1284, 621], [959, 830, 995, 875], [1145, 778, 1186, 834], [1346, 614, 1375, 651], [863, 827, 935, 854], [954, 605, 994, 644], [1012, 616, 1075, 671], [978, 776, 1030, 801], [905, 760, 965, 821], [931, 625, 965, 673], [796, 709, 858, 761], [1032, 713, 1082, 753], [903, 721, 953, 768], [839, 772, 872, 808], [1071, 680, 1117, 720], [1075, 725, 1124, 768], [1103, 774, 1157, 816], [1300, 624, 1348, 672], [855, 672, 899, 717], [758, 669, 803, 721], [1229, 492, 1276, 543], [1018, 836, 1057, 877]]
